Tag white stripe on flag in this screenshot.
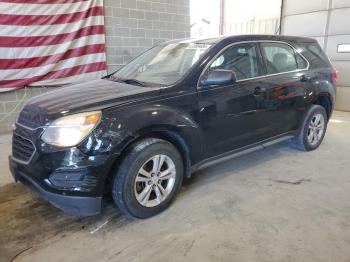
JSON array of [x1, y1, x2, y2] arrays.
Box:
[[0, 35, 104, 59], [2, 53, 106, 80], [1, 16, 103, 37]]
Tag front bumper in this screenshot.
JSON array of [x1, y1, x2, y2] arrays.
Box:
[[10, 157, 102, 216]]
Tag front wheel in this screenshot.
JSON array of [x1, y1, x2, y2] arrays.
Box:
[[293, 105, 328, 151], [112, 138, 183, 218]]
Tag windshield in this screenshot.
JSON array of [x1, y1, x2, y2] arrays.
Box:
[[110, 42, 212, 86]]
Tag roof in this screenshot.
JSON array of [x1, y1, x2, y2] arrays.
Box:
[[171, 34, 317, 45]]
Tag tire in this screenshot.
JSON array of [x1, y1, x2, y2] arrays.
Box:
[[112, 138, 184, 219], [293, 105, 328, 151]]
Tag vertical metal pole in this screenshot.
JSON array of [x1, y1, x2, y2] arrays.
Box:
[[324, 0, 333, 51], [278, 0, 284, 35], [219, 0, 225, 35]]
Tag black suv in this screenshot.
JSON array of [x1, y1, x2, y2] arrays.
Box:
[[9, 35, 337, 218]]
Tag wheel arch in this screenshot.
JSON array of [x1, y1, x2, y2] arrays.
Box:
[[108, 125, 200, 184], [142, 128, 192, 179], [313, 93, 333, 120]]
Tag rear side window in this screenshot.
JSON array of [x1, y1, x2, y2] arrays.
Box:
[[302, 42, 331, 67], [206, 42, 261, 81], [261, 42, 307, 74]]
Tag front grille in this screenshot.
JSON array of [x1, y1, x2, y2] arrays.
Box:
[[12, 134, 35, 163]]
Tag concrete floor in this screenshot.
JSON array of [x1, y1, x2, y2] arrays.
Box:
[[0, 134, 12, 187], [1, 111, 350, 262]]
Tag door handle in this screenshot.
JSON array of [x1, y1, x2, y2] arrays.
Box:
[[253, 86, 266, 95]]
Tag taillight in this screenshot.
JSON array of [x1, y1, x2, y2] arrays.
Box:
[[332, 68, 338, 82]]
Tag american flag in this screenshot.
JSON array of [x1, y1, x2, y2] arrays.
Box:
[[0, 0, 107, 92]]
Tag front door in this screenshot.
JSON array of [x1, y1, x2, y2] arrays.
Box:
[[197, 42, 266, 158]]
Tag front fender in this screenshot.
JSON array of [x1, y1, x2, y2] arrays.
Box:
[[79, 104, 203, 164]]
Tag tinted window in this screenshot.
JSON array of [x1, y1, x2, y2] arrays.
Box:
[[261, 42, 307, 74], [296, 53, 307, 69], [204, 43, 261, 81], [302, 42, 330, 67]]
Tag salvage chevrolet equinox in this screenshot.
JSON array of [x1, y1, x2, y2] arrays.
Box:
[[10, 35, 337, 218]]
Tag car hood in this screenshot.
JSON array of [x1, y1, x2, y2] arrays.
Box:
[[19, 79, 161, 127]]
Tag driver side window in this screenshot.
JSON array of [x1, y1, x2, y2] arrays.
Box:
[[203, 42, 261, 82]]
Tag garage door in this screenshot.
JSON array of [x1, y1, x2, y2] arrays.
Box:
[[281, 0, 350, 111]]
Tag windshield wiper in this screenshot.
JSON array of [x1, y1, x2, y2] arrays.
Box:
[[109, 76, 146, 87], [122, 78, 146, 86]]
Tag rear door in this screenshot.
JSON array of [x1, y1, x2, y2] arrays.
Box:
[[252, 41, 310, 141]]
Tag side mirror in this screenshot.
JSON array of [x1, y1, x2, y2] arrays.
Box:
[[201, 69, 236, 87]]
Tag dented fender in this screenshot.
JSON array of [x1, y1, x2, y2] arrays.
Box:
[[79, 102, 204, 166]]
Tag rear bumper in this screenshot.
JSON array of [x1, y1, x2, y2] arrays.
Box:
[[9, 157, 102, 217]]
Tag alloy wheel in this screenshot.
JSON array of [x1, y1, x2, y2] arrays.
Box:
[[307, 113, 325, 146], [134, 154, 176, 207]]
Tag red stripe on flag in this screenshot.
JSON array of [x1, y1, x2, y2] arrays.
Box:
[[0, 62, 107, 88], [0, 44, 105, 70], [0, 6, 104, 26], [0, 0, 89, 4], [0, 25, 104, 47]]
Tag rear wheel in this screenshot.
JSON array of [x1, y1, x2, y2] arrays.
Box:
[[112, 138, 183, 218], [293, 105, 328, 151]]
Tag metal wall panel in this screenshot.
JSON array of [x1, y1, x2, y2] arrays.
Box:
[[332, 0, 350, 8], [283, 12, 328, 36], [282, 0, 350, 110], [284, 0, 328, 15], [328, 8, 350, 35], [326, 35, 350, 60], [335, 87, 350, 111]]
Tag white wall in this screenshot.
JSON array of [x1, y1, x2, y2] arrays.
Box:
[[224, 0, 281, 23], [281, 0, 350, 111], [190, 0, 221, 37], [190, 0, 282, 37], [223, 0, 281, 35]]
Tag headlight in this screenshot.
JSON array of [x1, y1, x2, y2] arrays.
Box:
[[41, 111, 101, 147]]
